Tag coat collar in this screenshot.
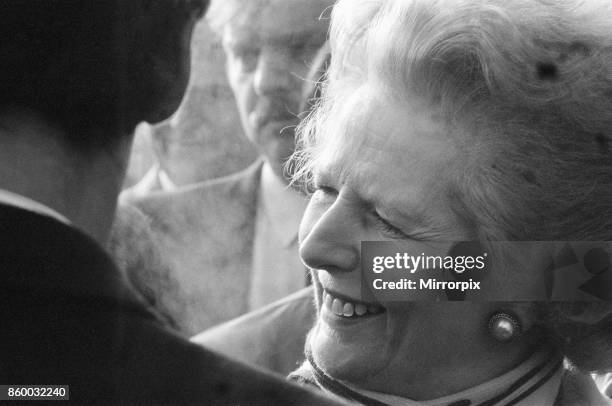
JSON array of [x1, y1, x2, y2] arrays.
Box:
[[2, 203, 149, 313]]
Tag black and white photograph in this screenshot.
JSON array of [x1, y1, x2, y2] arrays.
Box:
[[2, 0, 612, 404]]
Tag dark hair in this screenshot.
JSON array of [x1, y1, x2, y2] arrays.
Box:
[[0, 0, 208, 151], [0, 1, 127, 149]]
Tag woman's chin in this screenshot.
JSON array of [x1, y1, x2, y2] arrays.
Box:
[[308, 313, 388, 383]]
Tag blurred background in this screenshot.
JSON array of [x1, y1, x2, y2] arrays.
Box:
[[123, 19, 257, 189]]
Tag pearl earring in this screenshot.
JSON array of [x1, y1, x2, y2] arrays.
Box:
[[488, 312, 521, 342]]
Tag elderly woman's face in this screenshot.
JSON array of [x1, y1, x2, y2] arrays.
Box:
[[298, 86, 500, 394]]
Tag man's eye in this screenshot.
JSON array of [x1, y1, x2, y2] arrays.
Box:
[[289, 42, 310, 56], [288, 37, 323, 57]]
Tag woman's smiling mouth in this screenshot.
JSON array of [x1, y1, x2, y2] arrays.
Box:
[[322, 289, 386, 318]]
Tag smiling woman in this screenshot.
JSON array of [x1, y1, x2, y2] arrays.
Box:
[[288, 0, 612, 404]]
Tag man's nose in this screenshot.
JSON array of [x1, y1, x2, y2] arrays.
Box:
[[253, 49, 293, 97], [299, 201, 361, 273]]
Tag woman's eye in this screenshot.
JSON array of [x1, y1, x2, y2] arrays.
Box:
[[311, 185, 338, 202], [373, 212, 410, 239], [314, 185, 337, 196]]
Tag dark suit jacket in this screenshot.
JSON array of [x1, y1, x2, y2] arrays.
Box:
[[110, 160, 264, 335], [0, 204, 346, 405]]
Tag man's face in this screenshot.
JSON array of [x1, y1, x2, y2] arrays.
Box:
[[222, 0, 331, 182]]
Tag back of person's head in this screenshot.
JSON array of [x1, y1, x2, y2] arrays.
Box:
[[0, 0, 208, 151]]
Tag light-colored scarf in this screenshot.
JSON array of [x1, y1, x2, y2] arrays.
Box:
[[289, 348, 563, 406]]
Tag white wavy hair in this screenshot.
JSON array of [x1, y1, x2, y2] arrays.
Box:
[[292, 0, 612, 242]]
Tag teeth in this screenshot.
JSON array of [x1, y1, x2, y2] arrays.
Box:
[[332, 298, 344, 315], [342, 302, 354, 317], [355, 303, 367, 316], [323, 291, 384, 318], [324, 292, 333, 310]]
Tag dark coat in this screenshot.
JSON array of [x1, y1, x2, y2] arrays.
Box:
[[0, 204, 346, 405]]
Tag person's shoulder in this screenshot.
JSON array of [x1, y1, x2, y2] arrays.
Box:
[[200, 157, 264, 191], [108, 203, 162, 269], [191, 287, 316, 374], [118, 315, 346, 405], [125, 158, 264, 223], [5, 292, 341, 405], [193, 286, 315, 342]]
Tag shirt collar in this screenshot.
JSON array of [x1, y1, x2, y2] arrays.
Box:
[[158, 167, 177, 191], [258, 161, 308, 247], [0, 188, 70, 225]]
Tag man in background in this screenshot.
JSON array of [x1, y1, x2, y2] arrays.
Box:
[[0, 1, 344, 404], [112, 0, 333, 335], [120, 20, 253, 200], [120, 122, 178, 200]]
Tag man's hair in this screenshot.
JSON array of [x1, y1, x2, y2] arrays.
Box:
[[206, 0, 268, 35], [0, 0, 206, 151], [0, 1, 131, 149]]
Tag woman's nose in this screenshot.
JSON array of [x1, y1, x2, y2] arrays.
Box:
[[299, 201, 361, 273]]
